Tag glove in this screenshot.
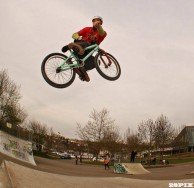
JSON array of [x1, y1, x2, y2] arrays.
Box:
[[72, 33, 82, 40]]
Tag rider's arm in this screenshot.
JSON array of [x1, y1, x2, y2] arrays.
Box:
[[94, 21, 106, 36], [97, 25, 106, 36], [96, 29, 107, 45]]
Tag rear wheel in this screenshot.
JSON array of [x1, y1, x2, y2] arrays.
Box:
[[94, 52, 121, 81], [41, 53, 76, 88]]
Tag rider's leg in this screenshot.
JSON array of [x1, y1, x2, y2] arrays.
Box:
[[84, 56, 95, 71], [74, 41, 95, 71], [75, 41, 90, 60], [64, 41, 91, 82], [76, 55, 94, 82], [62, 41, 89, 53], [73, 41, 91, 82], [74, 40, 90, 48], [74, 68, 86, 81], [79, 67, 90, 82]]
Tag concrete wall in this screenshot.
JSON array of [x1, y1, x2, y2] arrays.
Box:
[[0, 130, 36, 166]]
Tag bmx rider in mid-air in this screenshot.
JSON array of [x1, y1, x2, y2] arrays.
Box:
[[62, 16, 107, 82]]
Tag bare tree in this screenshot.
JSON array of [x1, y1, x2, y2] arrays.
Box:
[[154, 114, 174, 159], [0, 69, 27, 126], [102, 124, 121, 154], [77, 108, 117, 157], [77, 108, 114, 141], [125, 128, 141, 153], [27, 120, 48, 151], [44, 127, 56, 152], [138, 119, 155, 164], [4, 102, 27, 126]]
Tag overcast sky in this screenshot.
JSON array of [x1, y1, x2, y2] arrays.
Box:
[[1, 0, 194, 138]]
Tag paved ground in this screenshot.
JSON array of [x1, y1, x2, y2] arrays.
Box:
[[36, 157, 194, 180], [0, 153, 194, 180], [0, 165, 9, 188], [3, 161, 194, 188]]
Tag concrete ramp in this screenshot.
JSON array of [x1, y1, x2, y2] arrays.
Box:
[[122, 163, 150, 175], [114, 163, 150, 175], [0, 130, 36, 166]]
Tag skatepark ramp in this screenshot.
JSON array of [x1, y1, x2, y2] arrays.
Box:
[[0, 130, 36, 166], [114, 163, 150, 175]]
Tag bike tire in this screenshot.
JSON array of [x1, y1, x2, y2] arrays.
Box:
[[41, 53, 76, 88], [94, 52, 121, 81]]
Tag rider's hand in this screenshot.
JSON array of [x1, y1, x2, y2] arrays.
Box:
[[78, 36, 82, 40]]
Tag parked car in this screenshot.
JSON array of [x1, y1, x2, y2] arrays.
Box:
[[51, 151, 60, 155], [70, 154, 75, 159], [60, 153, 71, 159], [92, 157, 104, 162]]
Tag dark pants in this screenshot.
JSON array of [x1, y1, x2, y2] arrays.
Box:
[[130, 156, 135, 162], [62, 41, 95, 71], [84, 56, 95, 71], [104, 163, 110, 170], [75, 41, 95, 71]]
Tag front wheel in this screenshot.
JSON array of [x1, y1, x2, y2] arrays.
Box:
[[94, 52, 121, 81], [41, 53, 76, 88]]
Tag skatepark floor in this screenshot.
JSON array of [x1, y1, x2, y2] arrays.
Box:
[[0, 153, 194, 180]]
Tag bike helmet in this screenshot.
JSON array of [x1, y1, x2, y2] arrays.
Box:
[[92, 16, 103, 23]]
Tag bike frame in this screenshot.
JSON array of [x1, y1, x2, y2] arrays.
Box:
[[60, 44, 99, 71]]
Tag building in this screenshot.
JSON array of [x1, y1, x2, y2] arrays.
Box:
[[173, 126, 194, 152]]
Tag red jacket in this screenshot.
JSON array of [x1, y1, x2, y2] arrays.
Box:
[[78, 27, 107, 45]]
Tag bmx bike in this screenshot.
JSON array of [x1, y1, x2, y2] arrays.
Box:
[[41, 43, 121, 88]]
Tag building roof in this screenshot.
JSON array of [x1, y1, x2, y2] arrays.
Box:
[[173, 126, 194, 147]]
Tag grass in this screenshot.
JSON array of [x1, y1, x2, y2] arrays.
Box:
[[82, 155, 194, 166], [165, 157, 194, 164], [33, 151, 194, 166], [83, 160, 103, 165], [83, 160, 115, 166]]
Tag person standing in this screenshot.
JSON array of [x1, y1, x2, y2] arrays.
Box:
[[104, 154, 110, 170], [130, 150, 137, 162], [79, 154, 83, 163], [130, 151, 135, 162], [75, 155, 78, 165]]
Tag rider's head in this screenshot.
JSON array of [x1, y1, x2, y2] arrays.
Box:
[[92, 16, 103, 26]]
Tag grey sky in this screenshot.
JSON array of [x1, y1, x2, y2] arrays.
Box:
[[1, 0, 194, 138]]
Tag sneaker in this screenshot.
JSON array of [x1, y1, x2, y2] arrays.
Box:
[[74, 68, 89, 82], [61, 45, 69, 53], [79, 67, 90, 82], [79, 75, 85, 81]]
